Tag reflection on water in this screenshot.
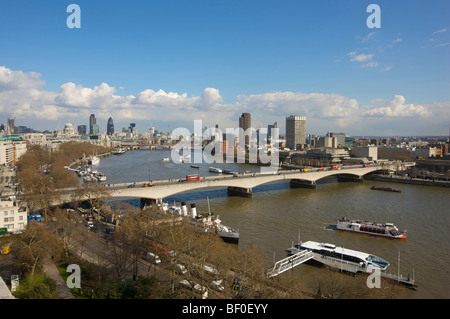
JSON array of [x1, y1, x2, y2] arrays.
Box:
[[96, 150, 450, 298]]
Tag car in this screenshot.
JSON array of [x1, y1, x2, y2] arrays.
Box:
[[179, 280, 208, 299], [146, 252, 161, 264], [176, 264, 187, 275], [211, 279, 224, 291]]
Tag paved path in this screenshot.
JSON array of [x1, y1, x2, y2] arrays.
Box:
[[43, 257, 75, 299]]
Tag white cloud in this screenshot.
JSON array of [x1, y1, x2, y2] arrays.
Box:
[[359, 31, 378, 43], [432, 28, 447, 34], [235, 91, 359, 119], [362, 61, 380, 68], [0, 65, 45, 91], [363, 95, 432, 117], [0, 65, 448, 135], [349, 53, 374, 62], [379, 66, 393, 72], [434, 42, 450, 47]]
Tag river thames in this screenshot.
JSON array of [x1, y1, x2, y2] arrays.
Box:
[[94, 149, 450, 298]]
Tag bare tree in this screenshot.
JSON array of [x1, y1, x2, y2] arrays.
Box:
[[13, 222, 63, 277]]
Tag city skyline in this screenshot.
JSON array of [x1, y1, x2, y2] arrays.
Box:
[[0, 1, 449, 136]]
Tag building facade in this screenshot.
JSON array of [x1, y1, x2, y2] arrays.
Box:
[[0, 139, 27, 166], [89, 114, 97, 135], [0, 200, 28, 233], [238, 112, 252, 148], [285, 115, 306, 150], [107, 117, 114, 135]]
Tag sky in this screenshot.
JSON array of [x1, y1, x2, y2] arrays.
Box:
[[0, 0, 449, 136]]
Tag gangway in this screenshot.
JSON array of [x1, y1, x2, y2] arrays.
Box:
[[266, 250, 314, 278]]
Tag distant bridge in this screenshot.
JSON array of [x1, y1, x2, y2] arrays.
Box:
[[57, 162, 414, 205]]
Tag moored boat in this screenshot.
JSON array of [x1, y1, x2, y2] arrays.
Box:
[[287, 240, 390, 272], [371, 186, 401, 192], [89, 156, 100, 166], [157, 201, 239, 244], [337, 217, 407, 239]]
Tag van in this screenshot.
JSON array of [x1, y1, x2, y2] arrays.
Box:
[[146, 252, 161, 264]]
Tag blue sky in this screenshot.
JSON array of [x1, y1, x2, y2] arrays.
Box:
[[0, 0, 449, 136]]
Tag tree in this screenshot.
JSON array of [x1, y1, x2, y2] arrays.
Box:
[[13, 222, 63, 277], [13, 274, 58, 299]]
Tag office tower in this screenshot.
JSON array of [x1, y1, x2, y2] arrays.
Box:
[[268, 122, 279, 143], [129, 123, 136, 135], [89, 114, 96, 135], [238, 112, 251, 148], [77, 125, 87, 135], [285, 115, 306, 150], [92, 124, 99, 135], [107, 117, 114, 135]]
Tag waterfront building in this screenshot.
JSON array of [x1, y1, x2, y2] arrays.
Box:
[[329, 132, 346, 147], [316, 136, 337, 148], [353, 146, 378, 161], [286, 115, 306, 150]]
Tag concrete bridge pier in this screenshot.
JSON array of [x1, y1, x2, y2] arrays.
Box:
[[290, 179, 317, 189], [227, 186, 253, 198], [337, 174, 364, 183]]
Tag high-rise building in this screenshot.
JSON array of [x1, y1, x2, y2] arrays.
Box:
[[238, 112, 251, 148], [77, 125, 87, 135], [285, 115, 306, 150], [107, 117, 114, 135], [129, 123, 136, 135], [89, 114, 96, 135], [268, 122, 279, 144]]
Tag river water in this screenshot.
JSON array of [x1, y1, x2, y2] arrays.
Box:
[[94, 149, 450, 298]]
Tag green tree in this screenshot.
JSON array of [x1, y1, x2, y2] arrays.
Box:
[[13, 274, 58, 299]]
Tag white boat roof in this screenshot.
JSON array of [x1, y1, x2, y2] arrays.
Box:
[[301, 241, 372, 260]]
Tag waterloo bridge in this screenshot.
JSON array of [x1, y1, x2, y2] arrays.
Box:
[[55, 161, 415, 207]]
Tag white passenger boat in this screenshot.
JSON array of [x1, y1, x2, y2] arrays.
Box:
[[89, 156, 100, 166], [287, 241, 390, 272], [209, 167, 222, 173], [337, 217, 407, 239]]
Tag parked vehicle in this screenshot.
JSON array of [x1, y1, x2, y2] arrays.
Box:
[[146, 252, 161, 264]]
